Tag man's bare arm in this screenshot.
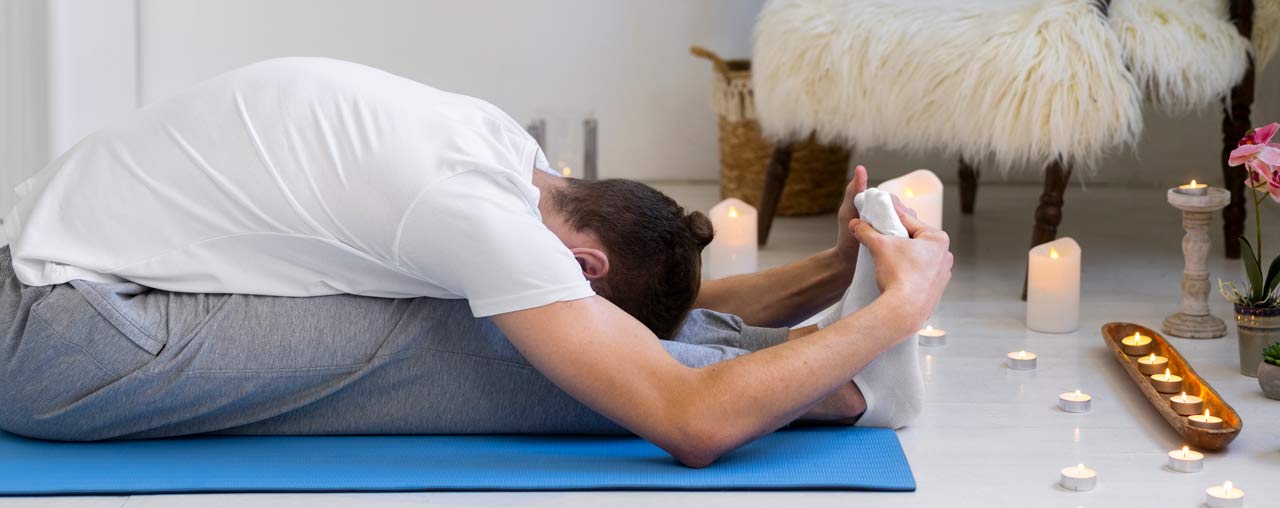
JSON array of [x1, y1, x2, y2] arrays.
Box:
[[694, 250, 852, 328], [693, 166, 868, 327], [493, 206, 951, 467]]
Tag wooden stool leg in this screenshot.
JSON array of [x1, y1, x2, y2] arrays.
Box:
[[958, 158, 979, 215], [1221, 0, 1255, 259], [757, 144, 793, 246], [1023, 161, 1073, 300]]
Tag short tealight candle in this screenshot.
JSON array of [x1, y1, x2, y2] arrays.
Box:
[[1206, 481, 1244, 508], [1136, 353, 1169, 375], [917, 325, 946, 347], [1059, 463, 1097, 491], [1167, 446, 1204, 473], [1121, 331, 1154, 356], [1150, 368, 1183, 393], [1189, 409, 1224, 430], [1170, 392, 1205, 416], [1006, 350, 1037, 370], [1058, 390, 1092, 413], [1177, 179, 1209, 196]]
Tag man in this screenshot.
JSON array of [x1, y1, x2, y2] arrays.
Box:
[[0, 58, 952, 467]]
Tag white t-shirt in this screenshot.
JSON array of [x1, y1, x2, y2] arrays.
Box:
[[4, 57, 594, 317]]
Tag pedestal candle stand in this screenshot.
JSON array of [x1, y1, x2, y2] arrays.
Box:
[[1162, 188, 1231, 338]]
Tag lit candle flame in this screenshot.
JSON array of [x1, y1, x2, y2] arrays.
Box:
[[1164, 368, 1172, 380], [1049, 247, 1059, 259], [1076, 464, 1084, 474], [1148, 353, 1156, 362], [925, 325, 933, 332], [1180, 392, 1188, 402], [1190, 179, 1198, 187], [1018, 351, 1026, 359], [1204, 409, 1211, 418], [1223, 481, 1233, 495], [562, 167, 572, 177], [904, 187, 914, 198], [728, 206, 739, 219], [1182, 445, 1190, 458], [1074, 389, 1081, 398]]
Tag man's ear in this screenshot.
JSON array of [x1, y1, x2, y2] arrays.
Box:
[[570, 247, 610, 281]]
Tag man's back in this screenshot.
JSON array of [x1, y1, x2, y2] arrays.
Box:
[[5, 58, 591, 313]]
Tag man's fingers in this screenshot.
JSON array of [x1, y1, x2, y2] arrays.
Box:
[[849, 219, 885, 251], [895, 204, 929, 237], [852, 165, 868, 195], [889, 195, 918, 219]]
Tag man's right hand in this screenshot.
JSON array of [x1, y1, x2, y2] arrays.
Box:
[[849, 200, 953, 331]]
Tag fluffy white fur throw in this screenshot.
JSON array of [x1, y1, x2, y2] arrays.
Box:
[[753, 0, 1143, 170], [1110, 0, 1249, 113]]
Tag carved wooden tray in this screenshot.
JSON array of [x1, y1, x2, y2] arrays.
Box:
[[1101, 322, 1242, 450]]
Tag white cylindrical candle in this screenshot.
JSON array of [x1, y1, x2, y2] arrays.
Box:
[[1120, 332, 1154, 356], [1058, 390, 1092, 413], [1136, 353, 1168, 374], [1026, 238, 1081, 333], [1006, 350, 1037, 371], [1170, 392, 1205, 416], [1167, 446, 1204, 473], [1206, 481, 1244, 508], [878, 169, 944, 230], [1059, 464, 1097, 491], [1150, 369, 1183, 393], [705, 198, 758, 279], [917, 325, 946, 347], [1189, 409, 1224, 430], [1177, 179, 1209, 196]]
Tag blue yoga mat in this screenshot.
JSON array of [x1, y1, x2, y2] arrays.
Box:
[[0, 427, 913, 495]]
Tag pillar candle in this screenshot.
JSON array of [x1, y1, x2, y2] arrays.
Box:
[[878, 169, 944, 230], [1026, 237, 1082, 333], [706, 198, 758, 279]]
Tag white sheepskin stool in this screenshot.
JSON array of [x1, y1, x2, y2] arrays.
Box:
[[750, 0, 1271, 261]]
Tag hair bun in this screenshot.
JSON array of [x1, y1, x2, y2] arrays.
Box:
[[682, 210, 715, 249]]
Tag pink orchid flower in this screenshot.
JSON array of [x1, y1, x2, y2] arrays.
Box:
[[1229, 122, 1280, 202]]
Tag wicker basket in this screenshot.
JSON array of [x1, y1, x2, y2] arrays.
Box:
[[692, 46, 850, 216]]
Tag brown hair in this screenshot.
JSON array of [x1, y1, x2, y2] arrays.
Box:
[[551, 179, 714, 339]]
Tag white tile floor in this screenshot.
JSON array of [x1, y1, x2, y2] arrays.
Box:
[[3, 182, 1279, 508]]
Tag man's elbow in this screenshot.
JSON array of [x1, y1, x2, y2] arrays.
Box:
[[666, 421, 736, 468]]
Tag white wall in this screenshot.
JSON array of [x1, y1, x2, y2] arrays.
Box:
[[8, 0, 1280, 198], [138, 0, 765, 182]]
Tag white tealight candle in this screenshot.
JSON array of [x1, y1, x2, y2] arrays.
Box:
[[1059, 463, 1097, 491], [1121, 331, 1154, 356], [1167, 446, 1204, 473], [917, 325, 946, 347], [1026, 238, 1081, 333], [1136, 352, 1168, 375], [1006, 350, 1037, 370], [1150, 368, 1183, 393], [1177, 179, 1209, 196], [1058, 390, 1092, 413], [1170, 392, 1205, 416], [1189, 409, 1224, 430], [878, 169, 944, 230], [1206, 481, 1244, 508], [705, 198, 757, 279]]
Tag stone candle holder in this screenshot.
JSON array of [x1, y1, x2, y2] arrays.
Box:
[[1162, 187, 1230, 339]]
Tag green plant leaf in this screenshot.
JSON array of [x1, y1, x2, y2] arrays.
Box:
[[1241, 237, 1264, 301], [1265, 253, 1280, 304]]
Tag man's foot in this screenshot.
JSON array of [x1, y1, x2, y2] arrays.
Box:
[[817, 188, 924, 429]]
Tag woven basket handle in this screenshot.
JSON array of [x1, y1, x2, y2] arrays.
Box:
[[690, 45, 733, 80]]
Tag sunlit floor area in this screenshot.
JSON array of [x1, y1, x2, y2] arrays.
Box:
[[5, 182, 1279, 508]]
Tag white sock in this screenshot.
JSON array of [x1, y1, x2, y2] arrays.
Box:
[[816, 188, 924, 429]]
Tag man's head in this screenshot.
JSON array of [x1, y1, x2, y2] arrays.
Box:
[[543, 178, 714, 339]]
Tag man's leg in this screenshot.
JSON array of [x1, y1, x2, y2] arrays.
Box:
[[0, 255, 772, 439]]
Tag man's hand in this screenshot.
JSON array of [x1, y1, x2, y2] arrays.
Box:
[[849, 200, 953, 330], [833, 165, 869, 271]]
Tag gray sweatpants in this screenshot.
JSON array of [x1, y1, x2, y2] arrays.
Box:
[[0, 247, 788, 441]]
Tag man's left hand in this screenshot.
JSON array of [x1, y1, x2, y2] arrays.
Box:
[[834, 165, 869, 271]]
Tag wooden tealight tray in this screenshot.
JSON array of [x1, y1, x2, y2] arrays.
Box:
[[1101, 322, 1242, 450]]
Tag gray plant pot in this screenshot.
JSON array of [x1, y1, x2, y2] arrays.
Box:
[[1234, 304, 1280, 377], [1260, 362, 1280, 401]]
